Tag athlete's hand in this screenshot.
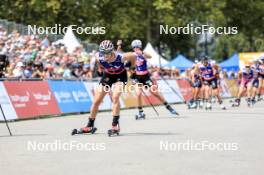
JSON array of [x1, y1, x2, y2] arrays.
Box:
[[135, 50, 143, 55]]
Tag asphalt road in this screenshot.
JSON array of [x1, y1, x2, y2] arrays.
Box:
[[1, 99, 264, 175]]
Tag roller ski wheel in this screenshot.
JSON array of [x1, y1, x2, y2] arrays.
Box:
[[108, 125, 120, 137], [205, 106, 212, 110], [231, 99, 240, 107], [247, 101, 251, 107], [257, 97, 263, 102], [231, 103, 239, 107], [205, 103, 212, 110], [71, 127, 97, 135], [135, 113, 146, 120]]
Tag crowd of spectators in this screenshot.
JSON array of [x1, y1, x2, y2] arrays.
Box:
[[0, 25, 236, 81], [0, 25, 98, 79], [0, 25, 182, 80]]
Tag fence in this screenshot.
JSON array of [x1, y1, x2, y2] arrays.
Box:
[[0, 78, 239, 121]]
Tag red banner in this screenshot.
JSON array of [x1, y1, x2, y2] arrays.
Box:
[[176, 79, 193, 101], [4, 81, 61, 119]]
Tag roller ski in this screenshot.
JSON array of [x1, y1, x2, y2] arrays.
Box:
[[187, 99, 194, 109], [135, 111, 146, 120], [205, 102, 212, 110], [221, 104, 226, 110], [251, 98, 257, 106], [231, 99, 240, 107], [246, 98, 252, 107], [108, 124, 120, 137], [257, 96, 263, 101], [71, 127, 97, 135], [218, 100, 226, 110], [189, 101, 198, 109]]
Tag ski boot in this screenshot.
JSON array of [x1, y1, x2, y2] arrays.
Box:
[[211, 97, 216, 104], [71, 127, 97, 135], [251, 98, 256, 106], [246, 98, 251, 107], [199, 100, 204, 109], [108, 124, 120, 137], [135, 111, 146, 120], [187, 99, 194, 109], [189, 101, 198, 109], [257, 95, 263, 101]]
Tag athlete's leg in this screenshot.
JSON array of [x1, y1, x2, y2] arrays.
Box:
[[90, 85, 108, 119], [111, 82, 124, 116], [149, 81, 179, 115], [135, 83, 144, 109], [81, 84, 108, 132]]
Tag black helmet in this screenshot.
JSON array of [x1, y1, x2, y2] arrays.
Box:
[[199, 55, 209, 63]]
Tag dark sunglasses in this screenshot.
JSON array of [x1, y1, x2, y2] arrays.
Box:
[[100, 50, 112, 55]]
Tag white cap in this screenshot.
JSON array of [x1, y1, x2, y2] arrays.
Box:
[[16, 62, 24, 67]]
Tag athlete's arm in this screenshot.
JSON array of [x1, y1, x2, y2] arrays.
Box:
[[142, 51, 152, 59], [122, 52, 136, 64], [95, 57, 104, 75], [237, 71, 242, 80]]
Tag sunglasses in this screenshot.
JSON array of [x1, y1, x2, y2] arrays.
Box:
[[100, 50, 112, 56]]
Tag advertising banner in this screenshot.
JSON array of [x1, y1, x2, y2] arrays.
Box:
[[219, 79, 232, 98], [0, 82, 18, 120], [83, 81, 112, 110], [48, 81, 92, 113], [119, 81, 139, 108], [176, 79, 193, 101], [239, 52, 264, 68], [4, 81, 61, 119], [157, 79, 184, 103]]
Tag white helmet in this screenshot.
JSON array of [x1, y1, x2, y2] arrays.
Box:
[[259, 55, 264, 63], [131, 39, 142, 49], [99, 40, 114, 53]]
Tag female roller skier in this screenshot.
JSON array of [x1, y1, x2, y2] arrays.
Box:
[[72, 40, 136, 136], [130, 39, 179, 119]]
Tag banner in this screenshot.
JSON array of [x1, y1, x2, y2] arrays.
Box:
[[239, 52, 264, 68], [219, 79, 232, 98], [0, 78, 252, 120], [48, 81, 92, 113], [0, 82, 18, 120], [176, 79, 193, 101], [4, 81, 60, 119], [120, 81, 139, 108], [157, 79, 184, 103], [83, 81, 112, 110]]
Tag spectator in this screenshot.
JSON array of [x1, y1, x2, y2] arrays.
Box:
[[12, 62, 25, 78]]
